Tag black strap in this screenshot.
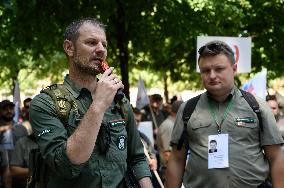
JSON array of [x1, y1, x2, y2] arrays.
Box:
[[177, 94, 201, 150], [240, 89, 263, 132], [177, 90, 263, 150]]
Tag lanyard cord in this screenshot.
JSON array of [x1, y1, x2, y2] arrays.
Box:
[[208, 98, 233, 134]]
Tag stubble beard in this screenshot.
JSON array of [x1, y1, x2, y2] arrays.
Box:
[[73, 56, 102, 77], [2, 114, 14, 122]]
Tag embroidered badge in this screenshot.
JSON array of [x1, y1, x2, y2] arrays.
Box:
[[38, 129, 51, 137], [235, 117, 256, 127], [58, 99, 68, 112], [110, 119, 126, 128], [117, 135, 126, 150]]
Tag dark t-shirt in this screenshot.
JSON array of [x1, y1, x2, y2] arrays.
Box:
[[141, 106, 167, 128], [0, 148, 8, 167], [10, 135, 38, 188], [12, 124, 28, 144]]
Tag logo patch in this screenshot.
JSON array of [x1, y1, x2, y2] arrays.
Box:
[[117, 135, 126, 150], [110, 119, 126, 128], [37, 129, 51, 137]]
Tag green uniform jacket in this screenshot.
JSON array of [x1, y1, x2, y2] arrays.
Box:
[[29, 75, 151, 188], [171, 87, 284, 188]]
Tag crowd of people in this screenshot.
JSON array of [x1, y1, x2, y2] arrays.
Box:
[[0, 98, 36, 188], [0, 17, 284, 188]]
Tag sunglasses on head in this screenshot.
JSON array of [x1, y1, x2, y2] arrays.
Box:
[[198, 41, 234, 55]]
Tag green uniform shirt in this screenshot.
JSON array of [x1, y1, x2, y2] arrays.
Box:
[[171, 87, 284, 188], [29, 75, 151, 188]]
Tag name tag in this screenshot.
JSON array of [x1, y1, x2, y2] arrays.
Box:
[[236, 117, 256, 127], [208, 134, 229, 169], [109, 119, 126, 128]]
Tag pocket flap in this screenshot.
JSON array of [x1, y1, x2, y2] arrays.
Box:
[[191, 121, 212, 130]]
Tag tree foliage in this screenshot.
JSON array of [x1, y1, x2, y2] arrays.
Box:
[[0, 0, 284, 98]]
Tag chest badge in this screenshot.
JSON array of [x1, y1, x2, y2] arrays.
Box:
[[117, 135, 126, 150]]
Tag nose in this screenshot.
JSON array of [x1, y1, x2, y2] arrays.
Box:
[[95, 42, 106, 56], [208, 70, 216, 79]]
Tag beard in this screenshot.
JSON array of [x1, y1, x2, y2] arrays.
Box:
[[2, 114, 14, 122], [72, 51, 104, 76], [73, 60, 98, 76]]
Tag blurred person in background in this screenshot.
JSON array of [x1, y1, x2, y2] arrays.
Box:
[[21, 98, 32, 122], [157, 100, 183, 182], [133, 107, 160, 187]]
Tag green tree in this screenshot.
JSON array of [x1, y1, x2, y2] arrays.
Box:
[[0, 0, 284, 99]]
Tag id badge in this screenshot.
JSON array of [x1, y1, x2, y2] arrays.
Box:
[[208, 134, 229, 169]]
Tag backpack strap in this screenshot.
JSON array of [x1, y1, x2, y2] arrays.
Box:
[[176, 90, 263, 150], [240, 89, 263, 132], [40, 84, 79, 127], [28, 84, 79, 188], [117, 98, 129, 124], [177, 94, 201, 150]]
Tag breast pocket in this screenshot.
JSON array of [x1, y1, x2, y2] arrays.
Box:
[[234, 117, 258, 133], [231, 116, 259, 142], [191, 121, 212, 130], [188, 116, 214, 145], [106, 120, 128, 162], [190, 115, 213, 132]]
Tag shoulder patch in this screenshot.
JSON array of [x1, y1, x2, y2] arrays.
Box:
[[117, 135, 126, 150]]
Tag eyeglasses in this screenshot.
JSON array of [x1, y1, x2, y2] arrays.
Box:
[[198, 41, 234, 56]]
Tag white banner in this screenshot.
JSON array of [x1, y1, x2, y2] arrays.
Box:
[[136, 77, 150, 110], [138, 121, 154, 146], [197, 36, 251, 73]]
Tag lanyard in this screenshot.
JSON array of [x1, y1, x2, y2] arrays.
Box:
[[208, 98, 233, 134]]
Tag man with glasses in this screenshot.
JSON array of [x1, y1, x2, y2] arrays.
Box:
[[166, 40, 284, 188]]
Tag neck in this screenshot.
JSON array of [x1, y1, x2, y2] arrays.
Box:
[[209, 88, 233, 103], [170, 112, 177, 119], [211, 94, 229, 102], [69, 69, 98, 93]]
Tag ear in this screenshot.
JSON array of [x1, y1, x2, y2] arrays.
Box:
[[63, 40, 74, 57], [233, 63, 237, 75]]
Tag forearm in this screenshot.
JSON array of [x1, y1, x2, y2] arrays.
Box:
[[139, 177, 153, 188], [10, 166, 28, 178], [66, 103, 105, 165], [165, 159, 185, 188], [3, 167, 12, 188], [0, 125, 10, 132], [165, 147, 186, 188], [270, 153, 284, 188]]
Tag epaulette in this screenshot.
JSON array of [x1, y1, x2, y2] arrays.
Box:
[[40, 84, 79, 126]]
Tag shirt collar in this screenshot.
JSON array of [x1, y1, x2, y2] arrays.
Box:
[[206, 86, 236, 102], [63, 75, 84, 99]]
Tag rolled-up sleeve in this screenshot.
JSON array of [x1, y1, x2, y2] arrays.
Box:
[[170, 102, 186, 146], [125, 102, 151, 179], [29, 94, 85, 178]]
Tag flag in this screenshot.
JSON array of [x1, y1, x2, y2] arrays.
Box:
[[13, 80, 21, 123], [242, 69, 267, 100], [136, 78, 150, 109]]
